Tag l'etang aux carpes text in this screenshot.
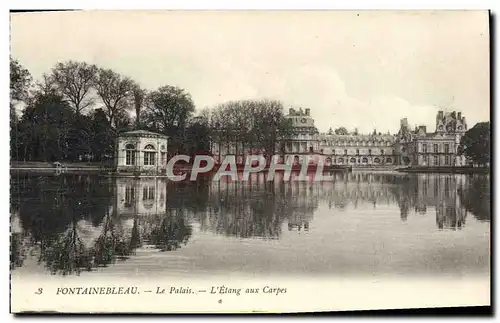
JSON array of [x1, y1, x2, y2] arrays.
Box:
[[161, 285, 287, 296]]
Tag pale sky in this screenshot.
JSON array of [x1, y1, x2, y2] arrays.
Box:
[[10, 10, 490, 133]]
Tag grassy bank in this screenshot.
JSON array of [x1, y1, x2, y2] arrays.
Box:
[[10, 161, 112, 169]]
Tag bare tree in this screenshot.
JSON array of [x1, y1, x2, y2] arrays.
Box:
[[93, 68, 135, 128], [49, 61, 98, 115]]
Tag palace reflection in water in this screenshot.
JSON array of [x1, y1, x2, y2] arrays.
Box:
[[10, 171, 490, 276]]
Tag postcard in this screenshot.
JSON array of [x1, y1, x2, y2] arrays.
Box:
[[9, 10, 491, 314]]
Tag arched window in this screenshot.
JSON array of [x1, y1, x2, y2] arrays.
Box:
[[362, 157, 368, 163], [125, 144, 136, 166], [338, 158, 344, 164], [374, 157, 381, 164], [144, 144, 156, 166], [350, 157, 356, 163], [386, 157, 393, 164], [326, 157, 332, 165]]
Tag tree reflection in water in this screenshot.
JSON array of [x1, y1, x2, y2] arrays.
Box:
[[10, 174, 193, 275], [9, 171, 490, 275]]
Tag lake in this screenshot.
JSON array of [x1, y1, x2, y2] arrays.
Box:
[[10, 171, 490, 280]]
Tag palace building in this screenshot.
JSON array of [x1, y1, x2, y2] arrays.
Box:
[[210, 107, 468, 168]]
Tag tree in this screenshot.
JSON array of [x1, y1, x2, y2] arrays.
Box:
[[131, 84, 147, 128], [209, 99, 297, 160], [10, 59, 33, 160], [49, 61, 98, 115], [185, 116, 211, 156], [89, 108, 115, 161], [10, 58, 32, 103], [16, 90, 74, 161], [327, 127, 333, 135], [93, 68, 136, 128], [143, 85, 196, 154], [334, 127, 348, 135], [458, 122, 490, 166]]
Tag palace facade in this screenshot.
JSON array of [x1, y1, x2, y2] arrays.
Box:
[[210, 107, 468, 168]]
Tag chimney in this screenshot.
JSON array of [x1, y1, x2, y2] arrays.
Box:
[[419, 125, 427, 133], [437, 110, 444, 120], [457, 112, 462, 120], [305, 108, 310, 116], [289, 107, 294, 115], [400, 118, 408, 128]]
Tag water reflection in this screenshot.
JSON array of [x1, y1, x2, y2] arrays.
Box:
[[10, 172, 490, 275]]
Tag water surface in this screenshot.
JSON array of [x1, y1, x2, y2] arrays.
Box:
[[10, 172, 490, 279]]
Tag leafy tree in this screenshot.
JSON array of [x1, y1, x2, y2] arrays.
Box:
[[16, 90, 73, 161], [89, 108, 115, 161], [458, 122, 490, 166], [143, 85, 196, 154], [93, 68, 136, 128], [10, 58, 32, 103], [334, 127, 348, 135], [48, 61, 98, 115], [185, 116, 211, 156], [209, 99, 297, 160], [10, 59, 33, 160]]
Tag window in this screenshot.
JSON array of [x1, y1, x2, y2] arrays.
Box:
[[356, 149, 360, 155], [374, 157, 380, 163], [444, 144, 450, 153], [386, 157, 393, 163], [144, 144, 156, 166], [380, 149, 384, 155], [350, 157, 356, 163], [344, 149, 347, 155], [125, 144, 136, 165], [124, 186, 136, 207], [423, 144, 427, 153], [433, 155, 438, 165], [143, 186, 155, 209], [445, 155, 450, 165], [338, 158, 344, 164], [362, 157, 368, 163], [368, 149, 372, 155], [433, 144, 438, 153]]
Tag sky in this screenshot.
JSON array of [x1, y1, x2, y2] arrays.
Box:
[[10, 10, 490, 134]]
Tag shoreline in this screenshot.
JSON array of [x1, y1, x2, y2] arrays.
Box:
[[10, 162, 490, 176], [396, 166, 490, 175]]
